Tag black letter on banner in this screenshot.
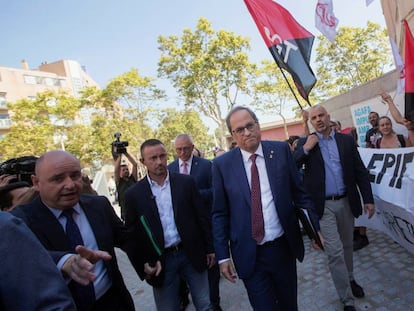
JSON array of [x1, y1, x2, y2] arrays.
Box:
[[366, 153, 384, 183], [396, 152, 414, 189], [377, 154, 395, 185], [389, 154, 402, 188]]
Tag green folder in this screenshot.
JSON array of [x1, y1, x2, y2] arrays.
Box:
[[140, 215, 162, 256]]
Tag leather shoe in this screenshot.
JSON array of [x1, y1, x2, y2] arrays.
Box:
[[353, 234, 369, 251], [344, 306, 356, 311], [350, 280, 365, 298]]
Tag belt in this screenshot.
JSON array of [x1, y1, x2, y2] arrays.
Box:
[[164, 242, 183, 254], [259, 235, 285, 247], [325, 194, 347, 201]]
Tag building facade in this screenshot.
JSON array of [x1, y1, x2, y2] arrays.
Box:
[[0, 59, 99, 138]]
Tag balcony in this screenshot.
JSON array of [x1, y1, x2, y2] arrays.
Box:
[[0, 118, 11, 129]]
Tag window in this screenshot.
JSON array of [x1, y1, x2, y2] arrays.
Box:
[[0, 93, 6, 108], [23, 75, 36, 84], [44, 77, 54, 86]]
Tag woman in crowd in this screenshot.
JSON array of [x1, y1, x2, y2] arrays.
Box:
[[375, 116, 412, 148]]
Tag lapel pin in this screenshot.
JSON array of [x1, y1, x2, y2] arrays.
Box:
[[270, 150, 274, 158]]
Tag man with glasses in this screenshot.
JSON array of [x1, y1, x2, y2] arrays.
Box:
[[168, 134, 221, 311], [211, 106, 315, 311]]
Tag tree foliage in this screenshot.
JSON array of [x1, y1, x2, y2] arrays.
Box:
[[157, 17, 255, 148], [0, 69, 163, 166], [0, 90, 83, 160], [314, 21, 392, 101], [154, 109, 212, 160]]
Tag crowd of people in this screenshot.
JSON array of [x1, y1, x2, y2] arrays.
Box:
[[0, 96, 413, 311]]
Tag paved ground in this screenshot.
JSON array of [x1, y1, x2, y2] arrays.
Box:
[[116, 228, 414, 311]]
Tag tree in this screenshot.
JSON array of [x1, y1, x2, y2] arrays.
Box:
[[155, 109, 213, 160], [80, 69, 164, 163], [251, 60, 304, 139], [157, 17, 255, 148], [0, 90, 83, 161], [314, 22, 392, 101]]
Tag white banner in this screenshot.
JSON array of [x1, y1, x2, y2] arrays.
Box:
[[356, 147, 414, 254]]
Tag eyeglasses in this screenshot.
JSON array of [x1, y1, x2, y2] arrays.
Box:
[[232, 122, 257, 135], [175, 146, 192, 152]]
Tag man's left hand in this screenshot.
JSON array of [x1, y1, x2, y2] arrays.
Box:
[[206, 253, 216, 268], [364, 204, 375, 219]]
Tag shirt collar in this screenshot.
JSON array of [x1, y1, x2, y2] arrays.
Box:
[[146, 170, 170, 187], [178, 155, 193, 167], [240, 143, 264, 163], [45, 202, 81, 219], [316, 129, 335, 140]]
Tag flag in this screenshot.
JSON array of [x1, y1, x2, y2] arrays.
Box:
[[404, 20, 414, 120], [315, 0, 339, 43], [389, 36, 405, 94], [366, 0, 375, 6], [244, 0, 317, 102]]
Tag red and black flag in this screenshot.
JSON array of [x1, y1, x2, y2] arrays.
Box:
[[404, 20, 414, 121], [244, 0, 317, 102]]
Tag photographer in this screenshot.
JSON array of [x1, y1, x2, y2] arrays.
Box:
[[113, 143, 138, 221], [0, 156, 37, 211], [0, 175, 30, 211]]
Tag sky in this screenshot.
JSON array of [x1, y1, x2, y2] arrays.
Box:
[[1, 0, 388, 121]]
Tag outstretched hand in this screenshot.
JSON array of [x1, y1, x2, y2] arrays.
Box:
[[62, 245, 112, 286]]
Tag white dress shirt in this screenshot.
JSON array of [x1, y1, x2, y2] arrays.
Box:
[[178, 155, 193, 175], [146, 172, 181, 247], [240, 143, 284, 244], [48, 203, 111, 299]]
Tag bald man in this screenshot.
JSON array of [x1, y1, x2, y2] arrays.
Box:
[[12, 150, 135, 311], [293, 105, 375, 311]]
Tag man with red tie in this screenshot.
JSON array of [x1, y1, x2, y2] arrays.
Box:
[[211, 106, 316, 310]]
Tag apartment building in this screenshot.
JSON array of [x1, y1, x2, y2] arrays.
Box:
[[0, 59, 99, 138]]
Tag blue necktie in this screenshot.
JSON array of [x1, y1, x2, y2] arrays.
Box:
[[62, 208, 96, 310]]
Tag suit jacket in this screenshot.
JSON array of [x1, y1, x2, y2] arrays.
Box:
[[211, 141, 314, 279], [293, 132, 374, 219], [168, 156, 213, 205], [11, 195, 135, 311], [0, 211, 76, 311], [124, 172, 214, 287]]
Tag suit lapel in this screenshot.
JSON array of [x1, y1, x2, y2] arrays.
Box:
[[262, 142, 280, 201], [230, 148, 251, 206], [190, 156, 199, 177], [79, 196, 106, 250], [30, 198, 71, 250], [141, 179, 165, 247]]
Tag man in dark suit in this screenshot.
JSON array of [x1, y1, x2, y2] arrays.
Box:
[[11, 150, 135, 311], [168, 134, 221, 311], [293, 105, 375, 311], [125, 139, 215, 311], [0, 211, 77, 311], [212, 106, 315, 311]]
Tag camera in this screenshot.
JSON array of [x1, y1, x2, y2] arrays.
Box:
[[111, 132, 129, 155], [0, 156, 38, 185]]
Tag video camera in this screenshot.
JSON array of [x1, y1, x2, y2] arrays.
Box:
[[111, 132, 129, 155], [0, 156, 38, 185]]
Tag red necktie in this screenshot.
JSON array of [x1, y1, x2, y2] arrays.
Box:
[[250, 154, 264, 243], [182, 162, 188, 174]]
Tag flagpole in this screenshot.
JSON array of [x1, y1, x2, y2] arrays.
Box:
[[273, 60, 307, 110]]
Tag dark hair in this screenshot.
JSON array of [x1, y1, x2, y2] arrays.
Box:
[[406, 110, 414, 122], [140, 139, 164, 158], [193, 147, 202, 157], [225, 106, 259, 134], [0, 181, 30, 210], [369, 111, 379, 118], [287, 135, 300, 146]]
